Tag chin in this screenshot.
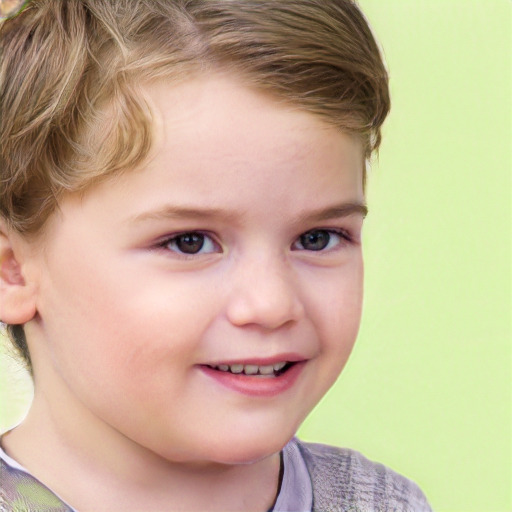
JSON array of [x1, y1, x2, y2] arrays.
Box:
[[207, 428, 298, 466], [163, 433, 292, 467], [210, 444, 282, 466], [147, 410, 306, 466]]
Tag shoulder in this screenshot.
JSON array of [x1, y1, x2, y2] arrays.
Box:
[[294, 439, 432, 512], [0, 455, 74, 512]]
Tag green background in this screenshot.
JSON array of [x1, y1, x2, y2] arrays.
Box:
[[1, 1, 510, 511]]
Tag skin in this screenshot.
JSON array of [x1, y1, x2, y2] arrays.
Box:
[[0, 0, 24, 18], [0, 74, 366, 511]]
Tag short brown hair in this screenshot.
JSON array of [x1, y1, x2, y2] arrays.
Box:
[[0, 0, 390, 371]]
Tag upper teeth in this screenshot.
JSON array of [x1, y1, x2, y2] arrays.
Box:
[[211, 362, 287, 375]]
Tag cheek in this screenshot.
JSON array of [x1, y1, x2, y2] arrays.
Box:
[[73, 282, 221, 401], [291, 263, 363, 418], [309, 260, 363, 356]]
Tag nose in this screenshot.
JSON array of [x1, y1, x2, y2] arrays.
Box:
[[225, 254, 305, 330]]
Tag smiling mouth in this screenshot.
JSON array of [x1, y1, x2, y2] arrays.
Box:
[[200, 360, 305, 396], [205, 361, 294, 377]]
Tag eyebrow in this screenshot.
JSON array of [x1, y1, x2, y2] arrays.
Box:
[[129, 202, 368, 225], [303, 202, 368, 222], [130, 206, 240, 224]]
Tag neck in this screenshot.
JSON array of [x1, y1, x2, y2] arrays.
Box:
[[3, 389, 282, 512]]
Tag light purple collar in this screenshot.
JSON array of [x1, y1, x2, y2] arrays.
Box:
[[272, 437, 313, 511]]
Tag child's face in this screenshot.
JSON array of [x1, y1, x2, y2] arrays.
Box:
[[25, 75, 365, 465]]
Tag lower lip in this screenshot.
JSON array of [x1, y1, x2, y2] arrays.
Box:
[[199, 362, 306, 397]]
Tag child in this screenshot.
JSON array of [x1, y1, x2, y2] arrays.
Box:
[[0, 1, 431, 510]]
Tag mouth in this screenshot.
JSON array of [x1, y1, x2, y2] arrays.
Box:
[[198, 358, 306, 397], [204, 361, 294, 378]]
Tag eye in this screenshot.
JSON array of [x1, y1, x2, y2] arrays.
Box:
[[162, 232, 218, 255], [293, 229, 349, 252]]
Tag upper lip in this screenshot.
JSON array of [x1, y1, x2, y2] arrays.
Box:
[[201, 353, 308, 366]]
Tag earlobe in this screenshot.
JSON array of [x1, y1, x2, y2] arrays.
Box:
[[0, 224, 37, 325]]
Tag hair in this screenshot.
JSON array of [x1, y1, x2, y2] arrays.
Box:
[[0, 0, 390, 373]]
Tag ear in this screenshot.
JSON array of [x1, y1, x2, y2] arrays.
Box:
[[0, 221, 37, 325]]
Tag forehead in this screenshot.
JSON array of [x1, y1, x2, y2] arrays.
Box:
[[139, 73, 364, 190]]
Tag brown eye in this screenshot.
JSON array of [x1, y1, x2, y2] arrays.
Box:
[[175, 233, 204, 253], [164, 232, 219, 255], [299, 230, 331, 251]]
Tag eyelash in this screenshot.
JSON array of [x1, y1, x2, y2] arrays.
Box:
[[292, 229, 353, 252], [155, 231, 220, 258], [154, 228, 354, 258]]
